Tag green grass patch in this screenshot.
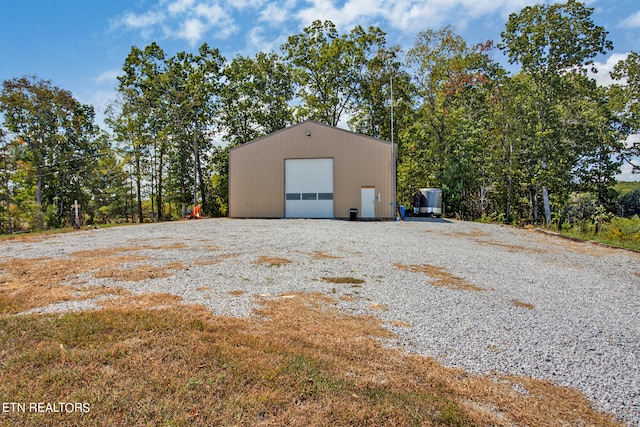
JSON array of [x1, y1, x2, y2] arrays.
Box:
[[558, 216, 640, 252]]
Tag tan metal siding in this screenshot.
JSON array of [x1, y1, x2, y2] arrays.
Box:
[[229, 121, 394, 219]]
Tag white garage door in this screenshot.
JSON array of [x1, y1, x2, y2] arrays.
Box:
[[285, 158, 334, 218]]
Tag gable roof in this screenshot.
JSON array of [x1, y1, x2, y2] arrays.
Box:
[[228, 119, 391, 152]]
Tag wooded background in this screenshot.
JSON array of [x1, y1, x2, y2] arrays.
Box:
[[1, 1, 639, 232]]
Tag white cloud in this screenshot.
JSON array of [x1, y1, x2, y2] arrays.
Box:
[[120, 10, 166, 29], [294, 0, 536, 36], [620, 10, 640, 28], [230, 0, 266, 10], [590, 52, 629, 86], [246, 26, 289, 54], [258, 2, 291, 26], [177, 18, 208, 45], [94, 70, 121, 85], [194, 3, 227, 22], [166, 0, 196, 15], [193, 3, 238, 39], [117, 1, 242, 46], [296, 0, 385, 29], [617, 135, 640, 181]]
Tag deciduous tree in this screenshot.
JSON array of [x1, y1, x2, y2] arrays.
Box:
[[499, 0, 613, 223]]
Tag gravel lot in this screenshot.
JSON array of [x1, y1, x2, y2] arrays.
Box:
[[3, 218, 639, 425]]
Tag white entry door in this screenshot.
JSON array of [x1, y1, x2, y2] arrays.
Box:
[[360, 187, 375, 219]]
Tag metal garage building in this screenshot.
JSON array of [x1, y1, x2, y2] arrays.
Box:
[[228, 120, 395, 219]]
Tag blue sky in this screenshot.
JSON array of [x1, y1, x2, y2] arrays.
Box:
[[1, 0, 639, 178]]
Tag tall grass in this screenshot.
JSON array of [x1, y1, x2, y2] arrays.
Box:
[[558, 215, 640, 252]]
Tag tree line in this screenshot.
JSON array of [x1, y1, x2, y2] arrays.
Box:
[[1, 0, 639, 232]]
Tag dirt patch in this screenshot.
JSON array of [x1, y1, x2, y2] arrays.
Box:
[[390, 319, 411, 328], [123, 241, 189, 250], [300, 250, 342, 259], [442, 229, 488, 238], [322, 276, 365, 284], [193, 259, 222, 266], [473, 239, 543, 254], [254, 256, 292, 267], [394, 263, 485, 292], [511, 299, 535, 310]]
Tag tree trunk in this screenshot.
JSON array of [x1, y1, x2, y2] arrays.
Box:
[[542, 185, 552, 225], [196, 148, 207, 212], [135, 155, 143, 223], [157, 145, 164, 221], [3, 152, 11, 233], [542, 156, 551, 225], [530, 185, 539, 224], [35, 171, 44, 230]]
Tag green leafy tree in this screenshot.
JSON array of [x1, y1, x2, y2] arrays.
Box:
[[83, 131, 129, 224], [164, 43, 226, 216], [1, 76, 101, 229], [403, 27, 498, 217], [488, 73, 540, 224], [562, 76, 623, 211], [215, 52, 294, 215], [349, 45, 414, 142], [611, 51, 640, 177], [220, 52, 294, 145], [117, 43, 167, 222], [106, 93, 150, 223], [282, 20, 387, 126], [499, 0, 613, 224], [0, 128, 18, 232]]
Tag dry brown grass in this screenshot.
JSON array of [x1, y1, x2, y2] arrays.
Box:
[[511, 299, 535, 310], [321, 276, 365, 284], [0, 291, 622, 426], [253, 255, 292, 267], [394, 263, 485, 292], [300, 250, 342, 259], [97, 292, 183, 310], [473, 239, 543, 254], [390, 319, 411, 328], [123, 241, 189, 250], [442, 229, 488, 238], [0, 245, 190, 315], [531, 229, 626, 257], [369, 302, 388, 311], [94, 264, 172, 282], [193, 258, 222, 266]]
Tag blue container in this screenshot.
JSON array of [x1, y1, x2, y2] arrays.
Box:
[[399, 205, 406, 220]]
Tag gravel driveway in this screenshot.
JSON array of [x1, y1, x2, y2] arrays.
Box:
[[3, 218, 639, 425]]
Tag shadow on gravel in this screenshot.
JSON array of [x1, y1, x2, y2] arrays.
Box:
[[402, 217, 452, 223]]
